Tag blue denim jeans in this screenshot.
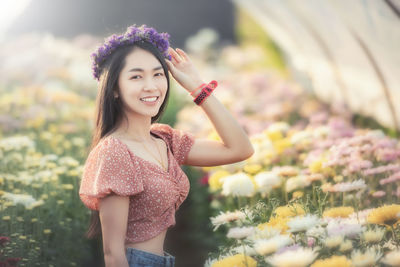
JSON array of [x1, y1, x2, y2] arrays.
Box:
[[126, 247, 175, 267]]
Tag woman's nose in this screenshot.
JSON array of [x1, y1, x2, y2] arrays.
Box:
[[143, 77, 157, 90]]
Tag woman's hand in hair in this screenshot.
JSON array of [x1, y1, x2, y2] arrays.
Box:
[[165, 47, 205, 93]]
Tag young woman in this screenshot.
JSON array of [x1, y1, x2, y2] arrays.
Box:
[[79, 25, 254, 267]]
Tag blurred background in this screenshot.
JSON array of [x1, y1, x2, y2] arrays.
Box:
[[1, 0, 399, 266]]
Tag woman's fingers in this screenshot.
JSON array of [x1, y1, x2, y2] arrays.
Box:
[[176, 48, 190, 62], [165, 59, 175, 71], [168, 47, 182, 63]]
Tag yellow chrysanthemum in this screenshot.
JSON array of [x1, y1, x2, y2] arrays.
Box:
[[273, 138, 292, 154], [309, 158, 335, 176], [367, 204, 400, 226], [309, 159, 323, 173], [274, 204, 305, 218], [265, 130, 284, 141], [311, 255, 352, 267], [266, 216, 290, 234], [322, 166, 336, 177], [211, 253, 257, 267], [208, 170, 231, 192], [333, 175, 344, 183], [202, 166, 217, 172], [257, 221, 269, 231], [292, 191, 304, 199], [61, 184, 74, 190], [323, 206, 354, 218], [244, 164, 262, 174]]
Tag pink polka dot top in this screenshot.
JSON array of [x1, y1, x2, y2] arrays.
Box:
[[79, 123, 195, 244]]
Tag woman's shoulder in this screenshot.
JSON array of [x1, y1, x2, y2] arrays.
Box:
[[151, 123, 195, 165], [151, 122, 174, 133], [86, 135, 125, 161]]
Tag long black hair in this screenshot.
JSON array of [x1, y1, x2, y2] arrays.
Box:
[[84, 40, 170, 239]]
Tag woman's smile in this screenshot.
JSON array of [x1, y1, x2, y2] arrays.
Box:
[[140, 96, 160, 105]]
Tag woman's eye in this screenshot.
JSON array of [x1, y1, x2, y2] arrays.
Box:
[[155, 73, 164, 77], [130, 75, 140, 80]]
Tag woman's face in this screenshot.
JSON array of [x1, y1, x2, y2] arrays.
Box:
[[117, 47, 168, 118]]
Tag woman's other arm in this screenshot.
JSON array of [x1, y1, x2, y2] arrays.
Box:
[[99, 194, 130, 267]]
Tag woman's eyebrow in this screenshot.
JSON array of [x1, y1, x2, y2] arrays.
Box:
[[128, 66, 163, 72]]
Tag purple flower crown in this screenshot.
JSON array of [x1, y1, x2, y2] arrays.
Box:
[[91, 24, 172, 80]]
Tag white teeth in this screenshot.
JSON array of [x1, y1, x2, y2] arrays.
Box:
[[141, 97, 158, 102]]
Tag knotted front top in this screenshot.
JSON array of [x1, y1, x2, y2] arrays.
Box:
[[79, 123, 195, 243]]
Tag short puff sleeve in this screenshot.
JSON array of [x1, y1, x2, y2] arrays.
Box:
[[79, 138, 144, 210], [151, 123, 195, 165]]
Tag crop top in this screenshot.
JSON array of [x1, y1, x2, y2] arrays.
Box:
[[78, 123, 195, 243]]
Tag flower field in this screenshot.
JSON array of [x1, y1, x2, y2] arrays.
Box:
[[0, 34, 105, 266], [176, 38, 400, 266], [0, 23, 399, 267]]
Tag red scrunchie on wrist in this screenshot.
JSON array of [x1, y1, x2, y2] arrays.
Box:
[[193, 80, 218, 105]]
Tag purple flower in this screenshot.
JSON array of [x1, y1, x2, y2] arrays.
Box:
[[91, 24, 171, 80]]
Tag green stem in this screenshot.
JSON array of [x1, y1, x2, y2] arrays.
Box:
[[342, 192, 345, 206], [241, 240, 249, 267]]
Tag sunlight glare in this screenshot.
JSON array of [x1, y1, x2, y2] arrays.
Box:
[[0, 0, 32, 39]]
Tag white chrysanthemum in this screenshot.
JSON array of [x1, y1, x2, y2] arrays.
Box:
[[339, 240, 353, 252], [348, 208, 374, 225], [332, 179, 366, 192], [247, 226, 280, 241], [362, 227, 385, 243], [210, 210, 247, 231], [221, 172, 255, 197], [253, 235, 292, 256], [290, 130, 312, 145], [40, 153, 59, 163], [254, 171, 282, 194], [267, 122, 290, 133], [287, 215, 320, 233], [265, 247, 318, 267], [26, 199, 45, 210], [351, 248, 382, 267], [203, 257, 218, 267], [2, 192, 37, 207], [226, 226, 255, 239], [285, 175, 311, 192], [306, 225, 326, 238], [32, 170, 53, 182], [0, 136, 35, 152], [324, 235, 344, 248], [312, 126, 330, 138], [58, 156, 79, 167], [381, 249, 400, 266], [326, 219, 363, 238], [248, 136, 274, 163]]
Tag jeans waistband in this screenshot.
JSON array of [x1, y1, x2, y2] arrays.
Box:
[[126, 247, 175, 265]]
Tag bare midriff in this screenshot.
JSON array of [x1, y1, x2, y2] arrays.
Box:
[[125, 228, 168, 257]]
